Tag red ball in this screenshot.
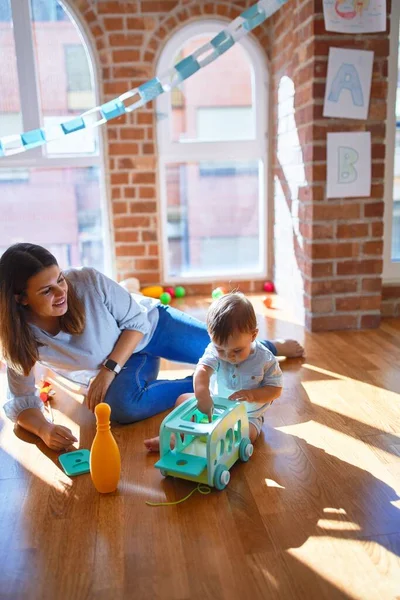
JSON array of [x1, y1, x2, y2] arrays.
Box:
[[165, 287, 175, 298], [263, 281, 275, 293]]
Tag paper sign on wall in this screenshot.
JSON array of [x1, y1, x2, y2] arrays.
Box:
[[327, 132, 371, 198], [323, 48, 374, 120], [323, 0, 386, 34]]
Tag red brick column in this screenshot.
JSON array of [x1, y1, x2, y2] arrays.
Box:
[[270, 0, 391, 330]]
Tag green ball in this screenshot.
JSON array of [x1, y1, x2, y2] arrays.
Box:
[[174, 286, 186, 298], [212, 287, 224, 300], [160, 292, 171, 305]]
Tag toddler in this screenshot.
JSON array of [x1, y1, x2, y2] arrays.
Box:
[[145, 292, 283, 450]]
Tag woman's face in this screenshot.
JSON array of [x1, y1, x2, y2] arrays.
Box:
[[19, 265, 68, 318]]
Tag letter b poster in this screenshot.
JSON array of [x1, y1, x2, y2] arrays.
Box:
[[327, 132, 371, 198]]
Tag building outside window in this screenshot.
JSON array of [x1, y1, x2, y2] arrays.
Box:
[[0, 0, 109, 273]]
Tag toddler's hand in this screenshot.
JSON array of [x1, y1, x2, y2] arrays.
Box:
[[40, 422, 77, 451], [229, 389, 255, 403], [197, 393, 213, 422]]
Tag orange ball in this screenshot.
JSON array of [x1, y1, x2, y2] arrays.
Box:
[[263, 296, 273, 308]]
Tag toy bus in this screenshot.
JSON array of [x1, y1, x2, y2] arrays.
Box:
[[154, 396, 254, 489]]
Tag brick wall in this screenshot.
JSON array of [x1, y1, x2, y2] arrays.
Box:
[[269, 0, 392, 331], [72, 0, 395, 329]]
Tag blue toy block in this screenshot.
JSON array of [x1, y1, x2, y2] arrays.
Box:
[[61, 117, 85, 135], [210, 31, 235, 56], [241, 5, 266, 31], [154, 396, 253, 489], [139, 78, 164, 102], [101, 99, 126, 121], [59, 449, 90, 476], [21, 128, 45, 147], [174, 56, 200, 81]]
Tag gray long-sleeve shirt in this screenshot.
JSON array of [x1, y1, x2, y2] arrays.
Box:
[[3, 267, 160, 422]]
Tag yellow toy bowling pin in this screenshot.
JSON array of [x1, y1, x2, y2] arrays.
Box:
[[90, 403, 121, 493]]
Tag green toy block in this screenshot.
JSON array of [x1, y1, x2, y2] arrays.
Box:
[[59, 449, 90, 476]]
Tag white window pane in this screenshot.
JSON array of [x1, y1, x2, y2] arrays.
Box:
[[43, 115, 96, 154], [0, 1, 23, 136], [171, 36, 255, 143], [196, 107, 253, 141], [165, 161, 262, 278], [0, 167, 105, 271], [30, 0, 98, 155]]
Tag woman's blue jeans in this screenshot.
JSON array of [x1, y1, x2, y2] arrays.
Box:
[[105, 305, 277, 424]]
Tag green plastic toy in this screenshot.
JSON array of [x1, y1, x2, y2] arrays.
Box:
[[212, 287, 225, 300], [154, 396, 253, 490], [160, 291, 171, 305], [174, 286, 186, 298], [59, 449, 90, 476]]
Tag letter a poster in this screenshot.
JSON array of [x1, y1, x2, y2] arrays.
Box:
[[323, 0, 386, 34], [323, 48, 374, 120]]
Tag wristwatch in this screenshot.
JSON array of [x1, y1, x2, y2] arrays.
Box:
[[102, 358, 122, 375]]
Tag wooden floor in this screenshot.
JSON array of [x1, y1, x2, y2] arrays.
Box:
[[1, 296, 400, 600]]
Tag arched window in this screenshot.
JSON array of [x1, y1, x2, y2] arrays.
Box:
[[0, 0, 109, 272], [156, 21, 268, 281]]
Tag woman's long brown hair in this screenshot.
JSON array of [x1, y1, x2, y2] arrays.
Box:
[[0, 243, 85, 376]]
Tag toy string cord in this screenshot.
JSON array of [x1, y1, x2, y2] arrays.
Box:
[[146, 483, 211, 507]]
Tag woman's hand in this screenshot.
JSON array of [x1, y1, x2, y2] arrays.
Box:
[[39, 422, 77, 451], [86, 368, 116, 412]]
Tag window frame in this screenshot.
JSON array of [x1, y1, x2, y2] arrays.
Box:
[[384, 0, 400, 282], [156, 20, 269, 284], [0, 0, 113, 275]]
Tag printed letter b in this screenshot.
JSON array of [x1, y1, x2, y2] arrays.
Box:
[[338, 146, 358, 184]]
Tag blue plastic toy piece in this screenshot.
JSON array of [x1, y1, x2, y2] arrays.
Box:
[[61, 117, 85, 135], [139, 78, 164, 102], [21, 128, 45, 147], [242, 5, 266, 31], [174, 56, 200, 81], [59, 449, 90, 476], [213, 464, 230, 490], [239, 437, 253, 462], [154, 396, 253, 489], [101, 99, 126, 121], [210, 31, 235, 56]]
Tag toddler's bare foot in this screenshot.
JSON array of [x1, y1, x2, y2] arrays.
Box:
[[249, 423, 259, 444], [144, 436, 160, 452], [273, 339, 304, 358]]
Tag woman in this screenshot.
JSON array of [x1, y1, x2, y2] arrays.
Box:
[[0, 243, 304, 451]]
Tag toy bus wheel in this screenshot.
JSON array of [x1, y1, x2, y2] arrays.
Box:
[[214, 464, 230, 490], [239, 438, 253, 462], [160, 469, 168, 477]]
